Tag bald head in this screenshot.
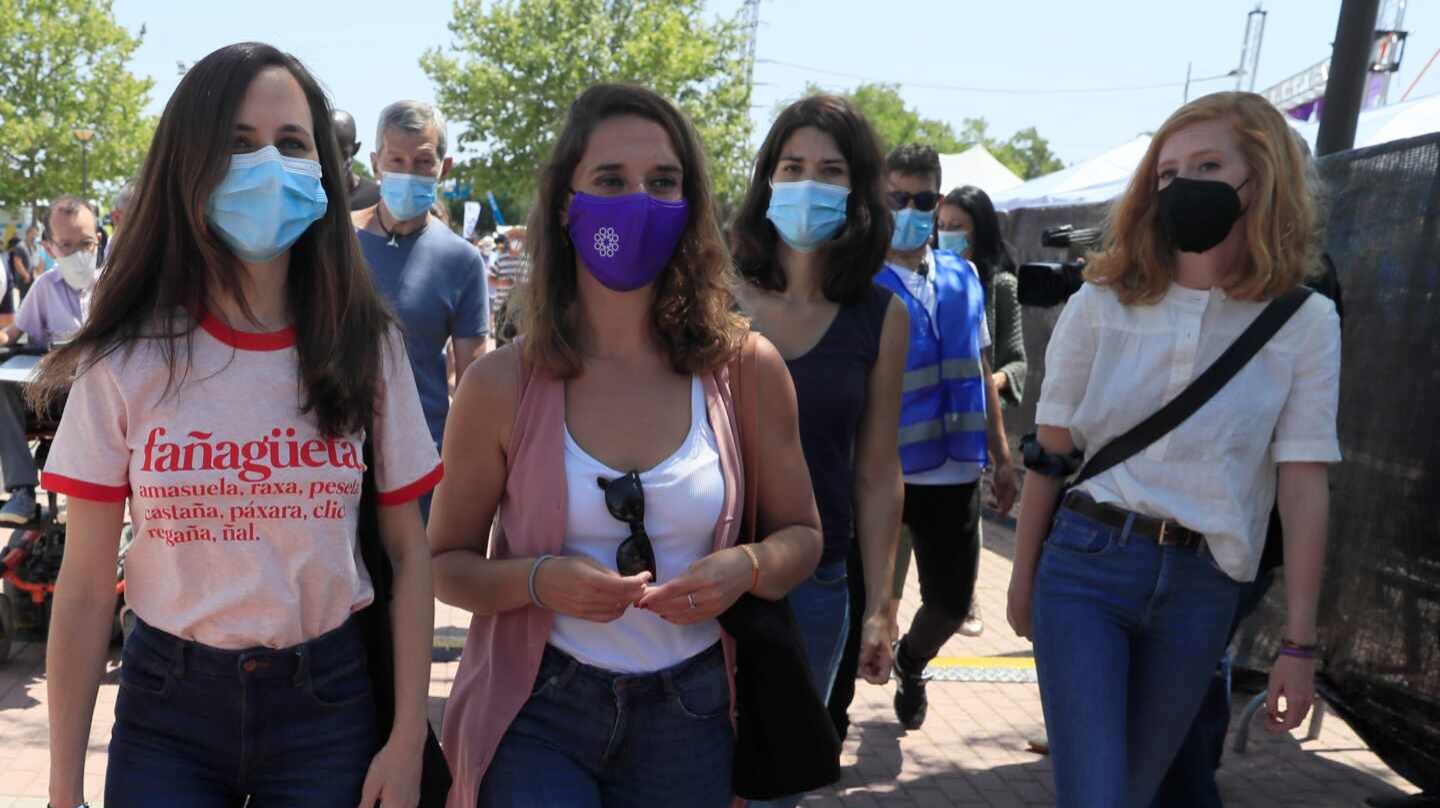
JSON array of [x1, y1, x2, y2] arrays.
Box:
[[332, 109, 361, 186], [333, 109, 360, 156]]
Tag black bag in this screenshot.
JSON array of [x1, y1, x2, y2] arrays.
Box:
[[355, 437, 452, 808], [1064, 286, 1315, 494], [716, 335, 843, 801]]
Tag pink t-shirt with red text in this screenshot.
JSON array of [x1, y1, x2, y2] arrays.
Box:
[[43, 313, 442, 649]]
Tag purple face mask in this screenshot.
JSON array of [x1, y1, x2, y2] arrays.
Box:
[[567, 191, 690, 292]]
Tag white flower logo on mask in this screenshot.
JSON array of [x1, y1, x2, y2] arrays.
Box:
[[594, 226, 621, 258]]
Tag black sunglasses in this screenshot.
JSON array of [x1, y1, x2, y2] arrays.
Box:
[[597, 472, 658, 581], [886, 190, 942, 212]]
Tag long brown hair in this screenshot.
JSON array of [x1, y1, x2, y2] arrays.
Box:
[[1085, 91, 1319, 305], [30, 42, 393, 438], [730, 94, 892, 305], [517, 83, 745, 379]]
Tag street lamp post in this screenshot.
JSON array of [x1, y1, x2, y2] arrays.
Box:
[[72, 127, 96, 198]]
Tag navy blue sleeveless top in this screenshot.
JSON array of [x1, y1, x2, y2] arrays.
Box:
[[784, 285, 894, 566]]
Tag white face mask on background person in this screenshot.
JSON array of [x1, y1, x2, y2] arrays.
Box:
[[57, 248, 99, 291]]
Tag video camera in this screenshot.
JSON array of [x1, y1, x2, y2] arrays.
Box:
[[1016, 225, 1103, 308]]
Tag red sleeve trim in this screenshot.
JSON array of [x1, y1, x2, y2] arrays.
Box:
[[42, 472, 130, 503], [376, 462, 444, 507]]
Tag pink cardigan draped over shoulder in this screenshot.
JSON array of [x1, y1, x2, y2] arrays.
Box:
[[441, 358, 745, 808]]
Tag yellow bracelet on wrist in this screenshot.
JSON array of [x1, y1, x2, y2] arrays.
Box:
[[737, 544, 760, 593]]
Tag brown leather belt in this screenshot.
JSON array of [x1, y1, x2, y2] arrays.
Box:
[[1061, 492, 1205, 547]]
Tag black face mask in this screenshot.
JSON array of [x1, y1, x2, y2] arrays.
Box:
[[1158, 176, 1249, 254]]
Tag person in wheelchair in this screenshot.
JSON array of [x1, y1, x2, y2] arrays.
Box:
[[0, 197, 99, 525]]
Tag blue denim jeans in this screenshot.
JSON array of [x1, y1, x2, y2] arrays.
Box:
[[478, 642, 735, 808], [1033, 506, 1242, 808], [1150, 568, 1278, 808], [749, 559, 851, 808], [105, 616, 378, 807]]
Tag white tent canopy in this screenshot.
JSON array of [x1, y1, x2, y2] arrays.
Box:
[[937, 146, 1024, 195], [989, 136, 1151, 211], [991, 92, 1440, 214], [1290, 91, 1440, 152]]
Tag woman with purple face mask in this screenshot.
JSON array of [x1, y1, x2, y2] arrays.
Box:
[[430, 84, 822, 808]]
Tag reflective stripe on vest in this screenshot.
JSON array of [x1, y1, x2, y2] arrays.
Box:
[[896, 412, 989, 449], [942, 357, 982, 380], [905, 359, 980, 392], [945, 410, 989, 433], [902, 366, 939, 393]]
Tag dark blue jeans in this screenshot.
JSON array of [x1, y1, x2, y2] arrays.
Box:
[[750, 559, 850, 808], [105, 617, 378, 807], [478, 643, 735, 808], [1033, 506, 1242, 808], [787, 560, 851, 704]]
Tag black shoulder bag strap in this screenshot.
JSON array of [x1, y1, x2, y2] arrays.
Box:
[[1070, 286, 1313, 489]]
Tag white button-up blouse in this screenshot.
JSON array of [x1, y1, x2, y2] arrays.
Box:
[[1036, 281, 1342, 581]]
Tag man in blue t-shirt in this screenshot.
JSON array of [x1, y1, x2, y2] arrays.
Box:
[[354, 100, 490, 522]]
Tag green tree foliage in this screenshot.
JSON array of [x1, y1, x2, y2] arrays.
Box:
[[0, 0, 156, 216], [422, 0, 753, 219], [990, 126, 1064, 180], [840, 83, 966, 154], [791, 82, 1064, 180]]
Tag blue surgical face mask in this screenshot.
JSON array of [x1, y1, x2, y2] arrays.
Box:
[[380, 172, 438, 221], [937, 229, 970, 255], [891, 207, 934, 251], [206, 146, 328, 262], [765, 180, 850, 252]]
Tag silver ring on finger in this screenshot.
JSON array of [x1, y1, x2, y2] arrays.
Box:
[[687, 593, 697, 610]]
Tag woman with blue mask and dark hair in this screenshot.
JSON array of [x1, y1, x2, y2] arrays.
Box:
[[36, 42, 440, 808], [727, 94, 908, 807], [937, 186, 1026, 411]]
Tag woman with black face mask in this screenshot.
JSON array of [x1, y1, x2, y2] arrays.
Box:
[[1006, 92, 1341, 807]]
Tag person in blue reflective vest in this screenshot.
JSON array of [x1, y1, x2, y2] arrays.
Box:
[[872, 144, 1018, 730]]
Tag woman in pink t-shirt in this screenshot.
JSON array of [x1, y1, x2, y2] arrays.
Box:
[[429, 85, 823, 808], [35, 43, 440, 808]]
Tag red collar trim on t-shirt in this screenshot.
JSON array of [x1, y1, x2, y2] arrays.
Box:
[[198, 308, 297, 351]]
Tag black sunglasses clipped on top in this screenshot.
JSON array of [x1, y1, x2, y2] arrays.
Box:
[[597, 472, 658, 582], [886, 190, 943, 212]]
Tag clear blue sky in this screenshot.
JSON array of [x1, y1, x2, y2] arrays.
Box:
[[114, 0, 1440, 168]]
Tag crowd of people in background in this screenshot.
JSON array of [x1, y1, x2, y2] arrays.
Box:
[[10, 37, 1341, 808]]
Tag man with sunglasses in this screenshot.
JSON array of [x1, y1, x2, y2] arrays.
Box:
[[872, 144, 1017, 730]]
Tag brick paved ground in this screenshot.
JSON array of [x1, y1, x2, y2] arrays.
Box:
[[795, 516, 1421, 808], [0, 515, 1421, 806]]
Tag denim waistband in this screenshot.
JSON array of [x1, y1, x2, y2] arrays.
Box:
[[127, 615, 367, 683], [538, 642, 724, 697]]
